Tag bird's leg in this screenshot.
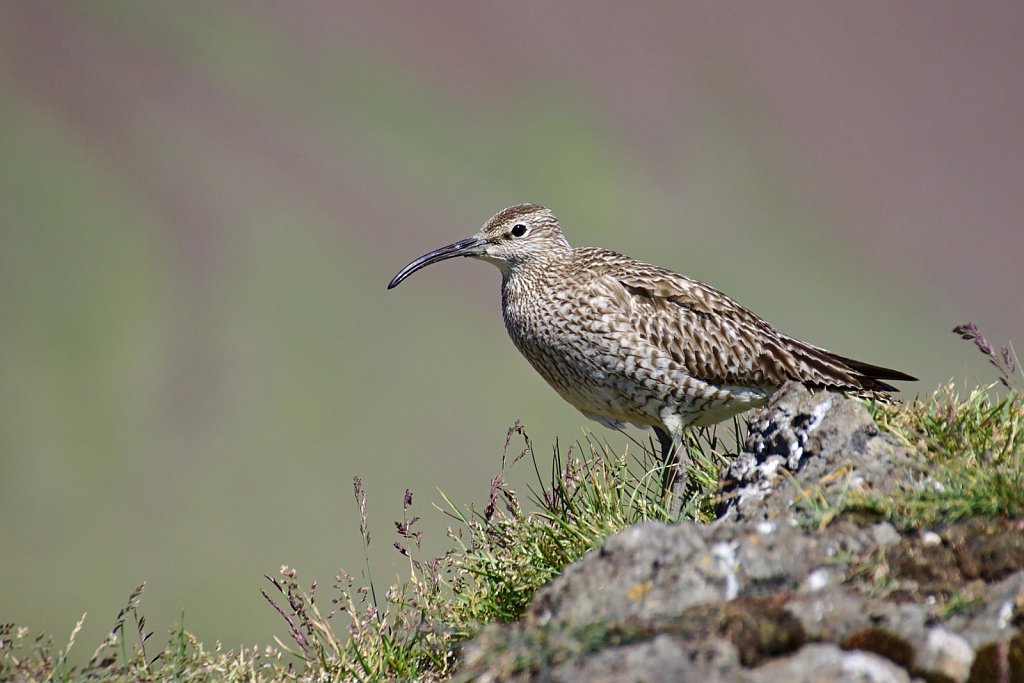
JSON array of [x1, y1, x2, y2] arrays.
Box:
[[655, 427, 676, 493], [654, 427, 689, 516]]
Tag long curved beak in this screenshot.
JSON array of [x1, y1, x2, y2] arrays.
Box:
[[387, 236, 487, 289]]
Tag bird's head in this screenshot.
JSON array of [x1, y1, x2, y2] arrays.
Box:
[[387, 204, 570, 288]]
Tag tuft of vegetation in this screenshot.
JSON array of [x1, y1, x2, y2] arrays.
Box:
[[869, 382, 1023, 523], [255, 422, 735, 681], [4, 323, 1021, 682], [862, 324, 1024, 526], [0, 584, 294, 682]]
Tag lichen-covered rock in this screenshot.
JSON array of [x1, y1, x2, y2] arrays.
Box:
[[528, 522, 727, 626], [746, 644, 912, 683], [718, 382, 926, 523], [545, 635, 731, 683], [458, 386, 1024, 683]]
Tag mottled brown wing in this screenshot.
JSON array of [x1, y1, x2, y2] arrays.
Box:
[[579, 248, 903, 391]]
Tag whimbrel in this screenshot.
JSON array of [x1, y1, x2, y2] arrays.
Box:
[[388, 204, 915, 500]]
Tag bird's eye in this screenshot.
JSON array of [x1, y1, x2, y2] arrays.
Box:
[[510, 223, 528, 238]]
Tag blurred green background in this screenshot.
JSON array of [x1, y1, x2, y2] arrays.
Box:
[[2, 1, 1021, 657]]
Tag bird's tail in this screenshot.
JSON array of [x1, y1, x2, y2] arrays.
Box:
[[780, 336, 917, 393], [824, 352, 918, 393]]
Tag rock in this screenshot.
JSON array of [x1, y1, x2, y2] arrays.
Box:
[[718, 382, 926, 524], [458, 386, 1024, 683], [959, 570, 1024, 648], [529, 522, 728, 626], [546, 635, 731, 683], [747, 644, 912, 683], [917, 627, 975, 682]]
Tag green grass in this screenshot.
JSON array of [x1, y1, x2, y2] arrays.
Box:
[[867, 383, 1024, 524], [861, 323, 1024, 526], [251, 424, 734, 681], [4, 327, 1022, 682]]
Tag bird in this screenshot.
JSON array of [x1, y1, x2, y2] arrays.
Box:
[[387, 204, 916, 503]]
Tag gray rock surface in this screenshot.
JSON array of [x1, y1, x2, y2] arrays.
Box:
[[718, 383, 927, 524], [458, 384, 1024, 682], [747, 644, 913, 683], [529, 522, 733, 626]]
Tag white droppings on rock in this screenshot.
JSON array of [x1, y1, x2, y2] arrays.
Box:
[[804, 568, 831, 592], [840, 651, 910, 681], [787, 438, 804, 461], [998, 599, 1014, 629], [711, 541, 740, 600], [921, 531, 942, 546], [755, 520, 776, 535], [806, 395, 834, 432], [760, 457, 783, 478]]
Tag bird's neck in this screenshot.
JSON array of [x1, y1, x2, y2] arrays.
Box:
[[499, 248, 570, 289]]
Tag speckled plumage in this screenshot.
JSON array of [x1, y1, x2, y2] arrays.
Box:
[[388, 204, 915, 483]]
